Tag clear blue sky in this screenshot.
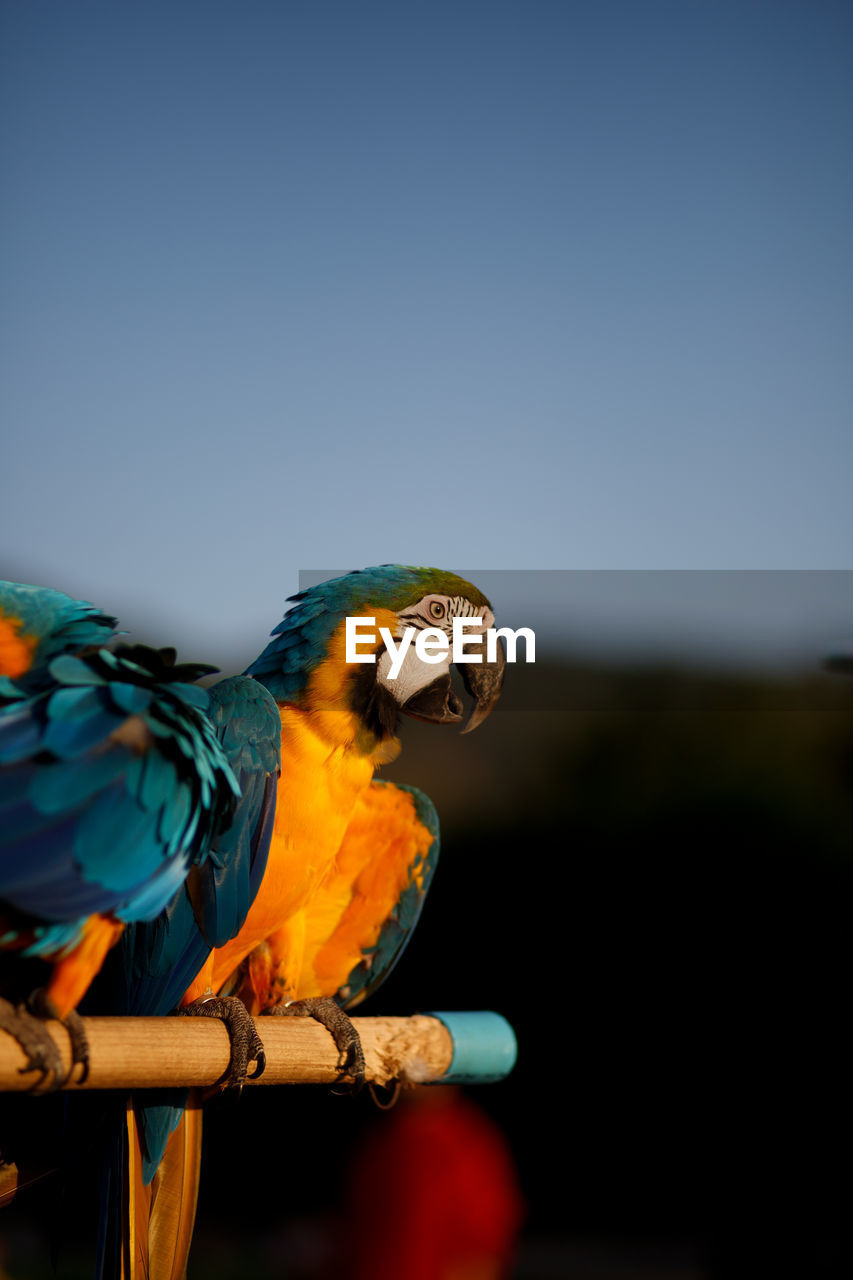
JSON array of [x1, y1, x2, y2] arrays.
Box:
[[2, 1, 851, 666]]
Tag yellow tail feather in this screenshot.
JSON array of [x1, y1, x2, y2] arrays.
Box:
[[123, 1095, 203, 1280]]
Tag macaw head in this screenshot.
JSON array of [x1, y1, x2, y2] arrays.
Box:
[[0, 581, 118, 693], [245, 566, 505, 748]]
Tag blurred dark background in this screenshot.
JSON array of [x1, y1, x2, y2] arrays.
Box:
[[2, 652, 851, 1278]]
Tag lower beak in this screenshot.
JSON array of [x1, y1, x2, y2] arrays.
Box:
[[402, 673, 463, 725], [460, 637, 506, 734]]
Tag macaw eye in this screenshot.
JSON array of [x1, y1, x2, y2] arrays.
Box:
[[428, 600, 446, 620]]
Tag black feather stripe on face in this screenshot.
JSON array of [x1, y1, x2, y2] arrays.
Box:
[[349, 661, 400, 741]]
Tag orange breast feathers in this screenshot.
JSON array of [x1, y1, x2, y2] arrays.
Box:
[[47, 915, 125, 1020], [185, 698, 387, 1003], [296, 780, 433, 1004], [182, 612, 410, 1007], [234, 780, 434, 1012], [0, 611, 37, 678]]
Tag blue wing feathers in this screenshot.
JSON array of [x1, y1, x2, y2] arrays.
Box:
[[0, 706, 43, 761], [1, 609, 242, 964], [87, 674, 281, 1184], [2, 586, 286, 1213], [91, 675, 280, 1014]]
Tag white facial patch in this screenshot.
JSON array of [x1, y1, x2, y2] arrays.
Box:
[[376, 642, 450, 702], [375, 595, 494, 702]]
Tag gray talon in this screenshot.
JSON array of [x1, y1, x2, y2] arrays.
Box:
[[270, 996, 366, 1090], [0, 995, 66, 1092], [178, 995, 265, 1087], [27, 990, 91, 1087]]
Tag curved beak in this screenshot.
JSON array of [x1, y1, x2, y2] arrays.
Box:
[[459, 636, 506, 734], [399, 625, 506, 732]]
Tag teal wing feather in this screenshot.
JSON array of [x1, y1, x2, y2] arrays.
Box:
[[0, 579, 117, 698], [194, 676, 281, 947], [0, 640, 240, 965], [88, 675, 281, 1189], [102, 675, 281, 1019]]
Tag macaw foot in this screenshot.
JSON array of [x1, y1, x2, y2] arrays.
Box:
[[0, 994, 71, 1092], [27, 990, 91, 1085], [178, 994, 266, 1088], [270, 997, 366, 1091]]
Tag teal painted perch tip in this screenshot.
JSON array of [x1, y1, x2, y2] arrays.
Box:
[[427, 1011, 518, 1084]]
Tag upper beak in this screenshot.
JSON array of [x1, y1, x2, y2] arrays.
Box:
[[459, 636, 506, 734], [400, 623, 506, 732], [399, 632, 504, 732]]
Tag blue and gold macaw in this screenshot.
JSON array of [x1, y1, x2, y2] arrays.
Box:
[[0, 581, 278, 1088], [95, 565, 504, 1279], [184, 567, 502, 1017]]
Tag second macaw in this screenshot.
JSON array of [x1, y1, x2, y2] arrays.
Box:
[[0, 581, 263, 1088], [95, 565, 504, 1280]]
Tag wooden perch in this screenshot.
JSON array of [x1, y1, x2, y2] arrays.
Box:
[[0, 1011, 516, 1092]]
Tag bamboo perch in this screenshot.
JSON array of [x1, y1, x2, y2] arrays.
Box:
[[0, 1011, 516, 1092]]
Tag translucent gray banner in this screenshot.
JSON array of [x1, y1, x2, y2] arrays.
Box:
[[298, 569, 853, 675]]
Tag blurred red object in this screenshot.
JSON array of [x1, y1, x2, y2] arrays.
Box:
[[345, 1085, 524, 1280]]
